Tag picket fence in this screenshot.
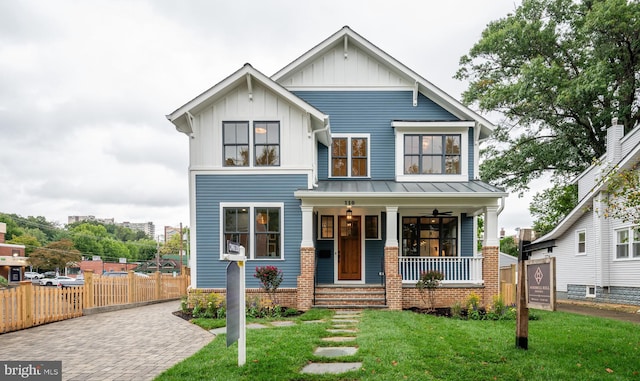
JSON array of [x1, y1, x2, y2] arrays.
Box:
[[0, 271, 190, 334]]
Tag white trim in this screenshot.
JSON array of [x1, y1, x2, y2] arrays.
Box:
[[586, 285, 596, 298], [222, 120, 282, 169], [394, 127, 469, 182], [328, 133, 371, 178], [392, 121, 475, 129], [219, 202, 285, 260], [317, 214, 335, 241], [398, 212, 461, 258], [575, 229, 586, 256], [613, 225, 640, 261]]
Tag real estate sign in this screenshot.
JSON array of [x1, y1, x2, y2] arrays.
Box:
[[525, 257, 556, 311]]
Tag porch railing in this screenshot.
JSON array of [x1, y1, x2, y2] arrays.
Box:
[[399, 256, 483, 284]]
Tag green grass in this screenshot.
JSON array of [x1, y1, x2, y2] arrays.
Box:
[[156, 309, 640, 381]]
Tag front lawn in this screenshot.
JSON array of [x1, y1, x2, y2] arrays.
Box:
[[156, 309, 640, 380]]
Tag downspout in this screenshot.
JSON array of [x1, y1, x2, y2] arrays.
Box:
[[311, 117, 331, 187]]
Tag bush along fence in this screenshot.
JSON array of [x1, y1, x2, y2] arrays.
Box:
[[0, 270, 190, 334]]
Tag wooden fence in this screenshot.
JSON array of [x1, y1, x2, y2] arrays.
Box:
[[0, 271, 189, 334], [500, 264, 517, 306]]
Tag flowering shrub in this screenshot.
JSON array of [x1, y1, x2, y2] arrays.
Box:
[[416, 270, 444, 311], [254, 266, 283, 304]]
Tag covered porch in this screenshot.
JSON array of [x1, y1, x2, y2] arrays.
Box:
[[294, 180, 506, 310]]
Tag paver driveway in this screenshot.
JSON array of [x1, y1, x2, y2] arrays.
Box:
[[0, 300, 213, 381]]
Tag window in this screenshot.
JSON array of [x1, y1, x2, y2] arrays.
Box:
[[254, 122, 280, 166], [223, 121, 280, 167], [320, 215, 334, 239], [615, 227, 640, 259], [586, 286, 596, 298], [365, 215, 379, 239], [223, 122, 249, 166], [222, 204, 282, 259], [331, 135, 369, 177], [401, 216, 458, 257], [404, 134, 460, 174], [576, 230, 586, 255], [254, 207, 281, 258]]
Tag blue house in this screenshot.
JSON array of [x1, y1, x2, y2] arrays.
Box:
[[167, 27, 506, 310]]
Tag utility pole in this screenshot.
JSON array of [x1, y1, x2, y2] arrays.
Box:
[[156, 235, 160, 273]]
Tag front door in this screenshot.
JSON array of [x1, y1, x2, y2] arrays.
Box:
[[338, 215, 361, 280]]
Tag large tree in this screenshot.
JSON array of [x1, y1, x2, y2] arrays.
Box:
[[456, 0, 640, 232], [28, 239, 82, 272]]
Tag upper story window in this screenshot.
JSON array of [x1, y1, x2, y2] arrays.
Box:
[[331, 134, 369, 177], [404, 134, 461, 175], [615, 226, 640, 260], [576, 229, 586, 255], [223, 121, 280, 167]]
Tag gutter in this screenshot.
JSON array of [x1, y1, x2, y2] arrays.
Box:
[[311, 117, 331, 187]]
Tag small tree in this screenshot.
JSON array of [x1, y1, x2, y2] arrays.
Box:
[[253, 266, 283, 305], [416, 270, 444, 312]]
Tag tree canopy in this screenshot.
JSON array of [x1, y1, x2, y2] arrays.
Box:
[[28, 239, 82, 272], [456, 0, 640, 234]]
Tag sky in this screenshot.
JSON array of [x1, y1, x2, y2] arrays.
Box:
[[0, 0, 535, 238]]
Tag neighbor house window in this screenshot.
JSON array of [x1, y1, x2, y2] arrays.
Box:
[[254, 122, 280, 166], [576, 230, 586, 255], [222, 204, 283, 259], [401, 216, 458, 257], [223, 122, 249, 166], [404, 134, 461, 174], [331, 135, 369, 177], [615, 226, 640, 259]]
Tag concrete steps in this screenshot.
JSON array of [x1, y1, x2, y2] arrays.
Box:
[[313, 285, 387, 309]]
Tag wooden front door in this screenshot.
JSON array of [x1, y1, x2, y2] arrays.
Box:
[[338, 215, 361, 280]]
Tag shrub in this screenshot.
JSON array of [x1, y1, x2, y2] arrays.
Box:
[[416, 270, 444, 311], [0, 275, 7, 288], [254, 266, 283, 305]]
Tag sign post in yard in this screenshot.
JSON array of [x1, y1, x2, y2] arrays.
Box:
[[224, 243, 246, 366]]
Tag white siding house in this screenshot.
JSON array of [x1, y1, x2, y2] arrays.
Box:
[[529, 120, 640, 305]]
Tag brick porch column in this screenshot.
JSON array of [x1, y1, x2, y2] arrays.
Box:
[[384, 246, 402, 310], [297, 247, 315, 311], [482, 246, 500, 305]]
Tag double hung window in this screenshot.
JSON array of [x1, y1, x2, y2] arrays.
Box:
[[576, 230, 586, 255], [223, 121, 280, 167], [331, 135, 369, 177], [615, 227, 640, 259], [222, 204, 282, 259]]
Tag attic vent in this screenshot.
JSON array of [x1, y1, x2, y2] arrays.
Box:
[[344, 35, 348, 59]]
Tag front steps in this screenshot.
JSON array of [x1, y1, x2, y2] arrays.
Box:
[[313, 285, 387, 309]]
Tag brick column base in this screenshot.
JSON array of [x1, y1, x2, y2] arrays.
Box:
[[482, 245, 499, 305], [384, 246, 402, 310], [297, 247, 315, 311]]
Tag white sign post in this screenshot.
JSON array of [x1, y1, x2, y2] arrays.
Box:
[[224, 245, 246, 366]]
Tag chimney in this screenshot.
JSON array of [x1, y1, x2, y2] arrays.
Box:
[[606, 117, 624, 164], [0, 222, 6, 243]]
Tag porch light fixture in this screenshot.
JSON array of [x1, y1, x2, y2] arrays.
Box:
[[346, 208, 353, 221]]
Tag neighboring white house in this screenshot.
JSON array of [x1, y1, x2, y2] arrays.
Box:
[[528, 120, 640, 306]]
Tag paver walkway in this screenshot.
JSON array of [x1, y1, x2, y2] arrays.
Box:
[[0, 301, 213, 381]]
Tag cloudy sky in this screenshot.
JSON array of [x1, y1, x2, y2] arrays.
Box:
[[0, 0, 534, 237]]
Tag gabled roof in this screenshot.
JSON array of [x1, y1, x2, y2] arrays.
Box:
[[166, 64, 331, 144], [272, 26, 495, 139], [533, 125, 640, 244]]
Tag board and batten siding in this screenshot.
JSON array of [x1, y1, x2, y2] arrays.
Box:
[[295, 91, 460, 180], [189, 81, 314, 170], [194, 174, 307, 289]]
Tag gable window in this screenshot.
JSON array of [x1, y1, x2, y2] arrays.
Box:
[[576, 230, 586, 255], [254, 122, 280, 166], [401, 216, 458, 257], [222, 204, 283, 259], [331, 135, 369, 177], [223, 122, 249, 166], [404, 134, 460, 174], [615, 227, 640, 259]]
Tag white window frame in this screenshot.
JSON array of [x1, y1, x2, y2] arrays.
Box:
[[219, 202, 284, 260], [328, 133, 371, 178], [613, 226, 640, 260], [576, 229, 586, 256], [586, 285, 596, 298], [393, 122, 470, 182], [222, 120, 281, 168]]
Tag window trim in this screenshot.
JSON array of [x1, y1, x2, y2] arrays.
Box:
[[222, 120, 281, 168], [393, 125, 469, 182], [400, 215, 460, 257], [576, 229, 586, 256], [319, 215, 334, 240], [329, 133, 371, 178], [365, 215, 380, 240], [219, 202, 284, 260], [614, 226, 640, 261], [403, 134, 462, 175], [586, 285, 596, 298]]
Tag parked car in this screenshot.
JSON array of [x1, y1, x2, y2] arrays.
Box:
[[24, 271, 43, 279], [39, 276, 81, 287]]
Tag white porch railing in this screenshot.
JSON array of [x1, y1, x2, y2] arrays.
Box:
[[399, 256, 483, 284]]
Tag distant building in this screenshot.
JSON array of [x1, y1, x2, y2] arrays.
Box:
[[164, 226, 181, 243], [67, 216, 155, 238], [68, 215, 115, 225], [0, 222, 28, 283]]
